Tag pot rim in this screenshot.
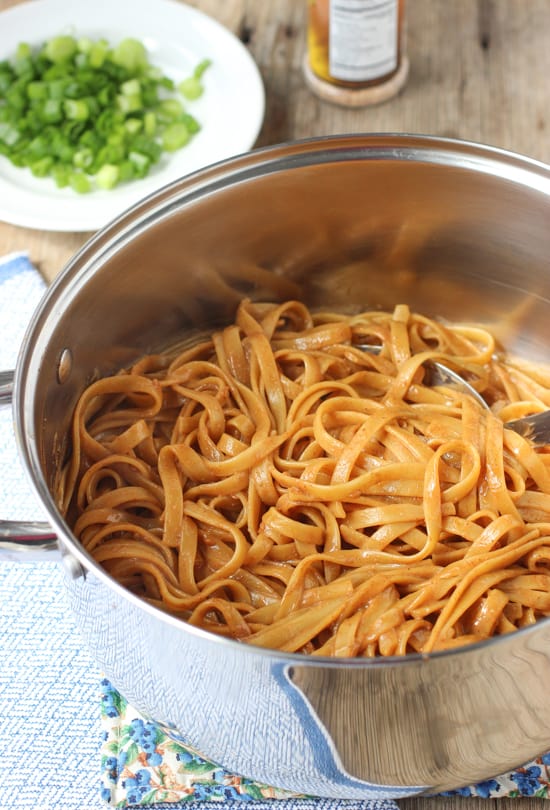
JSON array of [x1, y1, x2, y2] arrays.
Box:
[[14, 131, 550, 666]]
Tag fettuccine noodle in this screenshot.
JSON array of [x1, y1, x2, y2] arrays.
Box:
[[58, 301, 550, 656]]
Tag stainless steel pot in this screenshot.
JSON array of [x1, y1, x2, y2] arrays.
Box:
[[5, 134, 550, 799]]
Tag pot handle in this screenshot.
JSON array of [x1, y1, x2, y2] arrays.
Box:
[[0, 369, 14, 403], [1, 368, 61, 560], [0, 522, 60, 560]]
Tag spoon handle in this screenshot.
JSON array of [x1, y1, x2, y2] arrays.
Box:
[[505, 410, 550, 446]]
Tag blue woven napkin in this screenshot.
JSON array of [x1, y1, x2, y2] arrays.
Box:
[[1, 253, 550, 810], [0, 252, 47, 521]]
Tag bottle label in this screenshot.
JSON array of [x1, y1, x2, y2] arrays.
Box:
[[329, 0, 399, 82]]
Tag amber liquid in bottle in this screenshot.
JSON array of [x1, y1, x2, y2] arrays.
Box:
[[305, 0, 408, 104]]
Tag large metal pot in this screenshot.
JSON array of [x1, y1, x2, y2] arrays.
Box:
[[7, 134, 550, 800]]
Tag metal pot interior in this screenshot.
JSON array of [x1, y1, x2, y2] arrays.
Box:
[[18, 135, 550, 501]]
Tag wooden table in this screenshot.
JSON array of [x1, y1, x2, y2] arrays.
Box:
[[0, 1, 548, 809], [2, 0, 550, 284]]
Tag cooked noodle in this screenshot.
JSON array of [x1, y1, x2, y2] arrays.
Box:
[[58, 301, 550, 656]]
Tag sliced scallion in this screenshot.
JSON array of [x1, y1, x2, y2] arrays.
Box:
[[0, 34, 211, 193]]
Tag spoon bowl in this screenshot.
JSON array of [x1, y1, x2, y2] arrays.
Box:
[[357, 346, 550, 446]]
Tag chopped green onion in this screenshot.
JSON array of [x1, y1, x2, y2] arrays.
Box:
[[77, 37, 93, 55], [73, 147, 94, 169], [120, 78, 141, 97], [15, 42, 31, 61], [128, 150, 150, 178], [111, 38, 148, 72], [0, 35, 211, 193], [161, 121, 190, 151], [116, 93, 142, 114], [194, 58, 212, 79], [0, 121, 20, 147], [47, 78, 69, 100], [178, 76, 203, 100], [180, 112, 200, 134], [30, 155, 54, 177], [118, 159, 135, 182], [44, 36, 78, 64], [64, 98, 90, 121], [40, 99, 64, 124], [143, 111, 156, 137], [51, 162, 71, 187], [124, 117, 142, 135], [95, 163, 120, 189], [26, 81, 48, 100], [156, 98, 184, 121], [89, 39, 109, 68], [178, 58, 211, 100], [69, 171, 91, 193]]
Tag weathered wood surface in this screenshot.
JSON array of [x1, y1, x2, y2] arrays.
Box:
[[1, 0, 549, 281], [0, 2, 548, 807]]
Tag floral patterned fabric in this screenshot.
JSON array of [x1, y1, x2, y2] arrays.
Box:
[[100, 679, 300, 806], [100, 679, 550, 806]]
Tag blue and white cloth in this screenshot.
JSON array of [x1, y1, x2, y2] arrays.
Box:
[[0, 561, 103, 809], [0, 252, 102, 809], [0, 252, 47, 521], [1, 253, 550, 810]]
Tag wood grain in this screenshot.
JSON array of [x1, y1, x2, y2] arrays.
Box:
[[1, 0, 549, 282], [0, 2, 549, 807]]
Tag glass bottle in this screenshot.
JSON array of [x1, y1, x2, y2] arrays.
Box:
[[304, 0, 409, 107]]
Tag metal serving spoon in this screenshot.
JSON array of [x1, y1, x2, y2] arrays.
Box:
[[2, 361, 550, 444], [357, 347, 550, 447], [428, 361, 550, 445]]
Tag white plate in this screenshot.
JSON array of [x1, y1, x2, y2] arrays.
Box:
[[0, 0, 265, 232]]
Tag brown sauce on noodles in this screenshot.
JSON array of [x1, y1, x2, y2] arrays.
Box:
[[57, 301, 550, 656]]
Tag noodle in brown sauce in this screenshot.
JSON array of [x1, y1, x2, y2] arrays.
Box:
[[58, 301, 550, 656]]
